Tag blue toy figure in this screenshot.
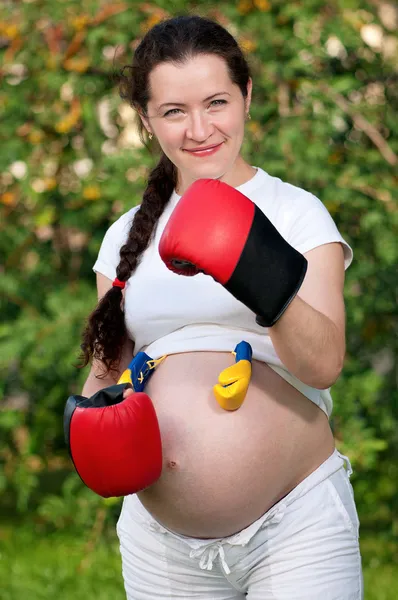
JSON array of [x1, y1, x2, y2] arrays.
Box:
[[118, 352, 166, 391]]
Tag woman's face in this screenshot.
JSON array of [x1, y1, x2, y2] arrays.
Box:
[[141, 54, 253, 194]]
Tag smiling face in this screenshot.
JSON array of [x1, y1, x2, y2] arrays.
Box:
[[141, 54, 255, 194]]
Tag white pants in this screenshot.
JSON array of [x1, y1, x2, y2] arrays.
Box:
[[117, 449, 363, 599]]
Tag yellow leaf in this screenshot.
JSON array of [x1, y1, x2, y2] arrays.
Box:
[[55, 120, 70, 134], [44, 178, 57, 191], [28, 130, 45, 144], [248, 121, 261, 134], [2, 24, 19, 39], [5, 35, 23, 62], [237, 0, 253, 15], [55, 99, 82, 133], [46, 55, 59, 70], [1, 192, 16, 206], [72, 15, 91, 31], [63, 56, 91, 73], [254, 0, 271, 10], [141, 13, 164, 33], [83, 185, 101, 200], [240, 38, 257, 53]]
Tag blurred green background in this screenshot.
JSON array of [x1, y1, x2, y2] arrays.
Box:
[[0, 0, 397, 598]]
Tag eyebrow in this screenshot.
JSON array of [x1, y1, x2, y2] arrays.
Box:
[[156, 92, 231, 111]]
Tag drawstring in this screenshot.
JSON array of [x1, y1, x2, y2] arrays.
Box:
[[188, 502, 287, 575], [264, 503, 286, 527], [148, 519, 232, 574], [190, 543, 231, 575]]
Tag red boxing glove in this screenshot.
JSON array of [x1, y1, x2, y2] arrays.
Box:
[[159, 179, 307, 327], [64, 384, 162, 497]]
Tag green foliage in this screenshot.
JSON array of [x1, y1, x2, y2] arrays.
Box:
[[1, 0, 397, 591]]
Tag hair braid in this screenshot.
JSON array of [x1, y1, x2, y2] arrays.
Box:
[[80, 154, 176, 375], [117, 156, 176, 281]]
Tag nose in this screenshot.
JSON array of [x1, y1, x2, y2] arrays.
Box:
[[186, 110, 214, 142]]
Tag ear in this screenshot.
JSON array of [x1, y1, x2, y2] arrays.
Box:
[[138, 111, 152, 136], [245, 78, 253, 113]]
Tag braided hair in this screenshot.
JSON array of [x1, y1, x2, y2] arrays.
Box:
[[80, 14, 252, 375]]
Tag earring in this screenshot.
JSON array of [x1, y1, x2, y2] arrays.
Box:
[[246, 113, 251, 121], [148, 132, 153, 140]]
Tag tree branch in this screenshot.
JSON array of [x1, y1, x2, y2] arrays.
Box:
[[320, 84, 397, 166]]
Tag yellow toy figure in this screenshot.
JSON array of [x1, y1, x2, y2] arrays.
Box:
[[213, 341, 253, 411]]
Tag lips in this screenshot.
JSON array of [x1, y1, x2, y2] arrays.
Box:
[[183, 142, 223, 156], [185, 143, 221, 152]]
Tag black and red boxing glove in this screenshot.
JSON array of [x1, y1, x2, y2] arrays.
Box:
[[159, 179, 307, 327], [64, 384, 162, 497]]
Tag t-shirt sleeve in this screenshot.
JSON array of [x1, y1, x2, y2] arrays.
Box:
[[93, 206, 140, 281], [286, 191, 353, 270]]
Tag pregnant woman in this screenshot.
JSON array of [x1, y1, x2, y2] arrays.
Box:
[[67, 14, 363, 600]]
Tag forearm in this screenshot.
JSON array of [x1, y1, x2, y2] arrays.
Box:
[[269, 294, 345, 389], [81, 338, 134, 397], [81, 364, 119, 397]]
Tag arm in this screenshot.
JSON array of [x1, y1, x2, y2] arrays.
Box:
[[81, 272, 134, 397], [66, 272, 162, 497], [269, 242, 346, 389], [158, 178, 347, 391]]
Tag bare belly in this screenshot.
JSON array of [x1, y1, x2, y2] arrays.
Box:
[[137, 351, 335, 538]]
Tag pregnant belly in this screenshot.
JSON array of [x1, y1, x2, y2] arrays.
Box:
[[137, 351, 335, 538]]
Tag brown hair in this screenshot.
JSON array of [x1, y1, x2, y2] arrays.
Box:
[[80, 14, 252, 375]]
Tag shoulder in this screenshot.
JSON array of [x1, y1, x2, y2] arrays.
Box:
[[248, 167, 336, 228], [250, 167, 325, 214], [250, 167, 353, 268], [104, 204, 141, 243], [93, 204, 140, 280]]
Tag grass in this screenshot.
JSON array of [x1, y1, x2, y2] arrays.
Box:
[[0, 524, 397, 599], [0, 525, 125, 600], [363, 566, 398, 600]]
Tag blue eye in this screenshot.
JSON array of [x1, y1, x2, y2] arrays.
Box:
[[163, 99, 227, 117]]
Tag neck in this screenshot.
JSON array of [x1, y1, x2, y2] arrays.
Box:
[[176, 157, 257, 196]]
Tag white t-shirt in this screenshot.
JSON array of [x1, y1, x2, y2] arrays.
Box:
[[93, 167, 353, 417]]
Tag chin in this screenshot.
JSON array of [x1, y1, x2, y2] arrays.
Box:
[[190, 163, 230, 182]]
